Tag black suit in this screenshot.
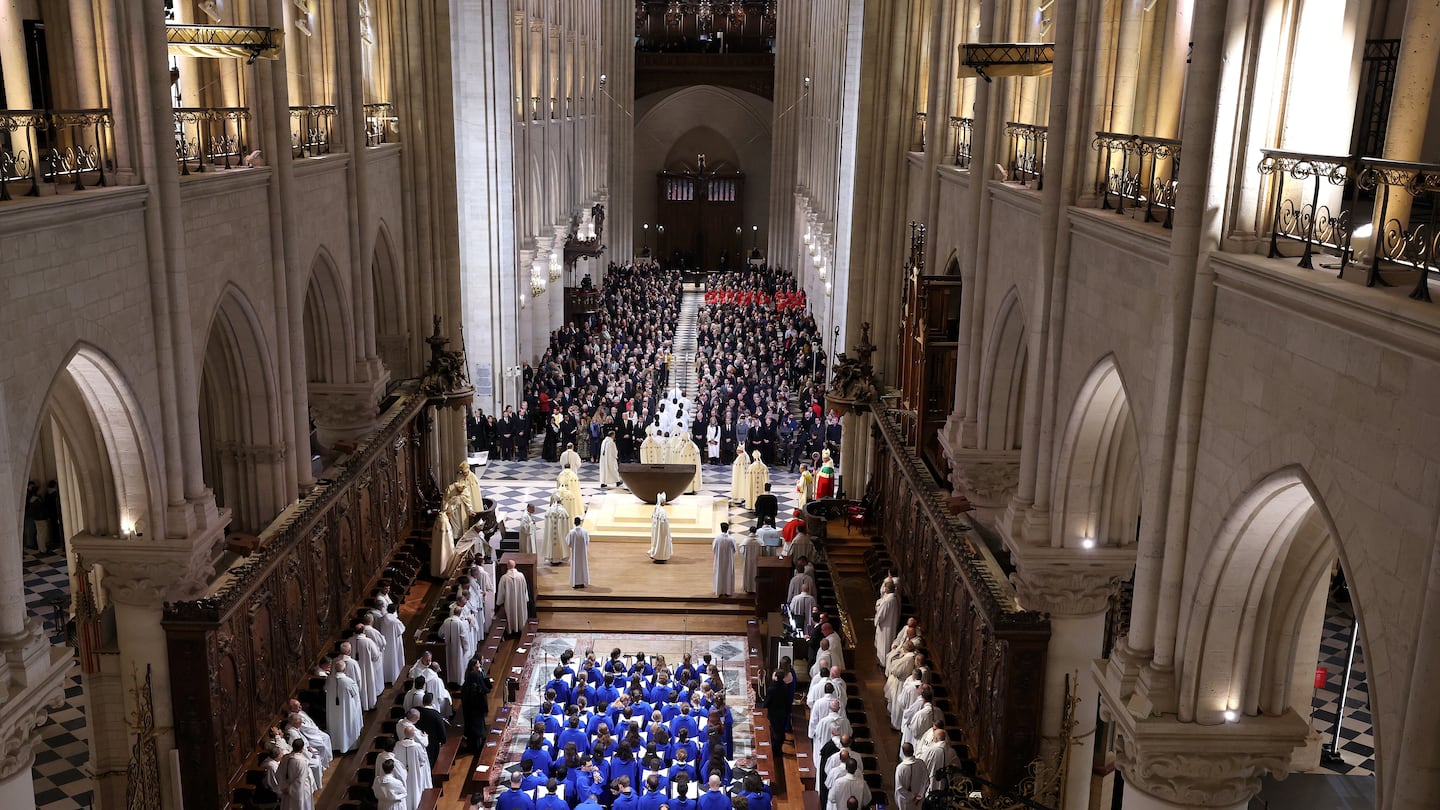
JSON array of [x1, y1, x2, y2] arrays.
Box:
[[754, 492, 778, 527], [416, 706, 447, 764]]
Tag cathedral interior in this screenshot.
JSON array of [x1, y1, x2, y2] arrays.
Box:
[[0, 0, 1437, 809]]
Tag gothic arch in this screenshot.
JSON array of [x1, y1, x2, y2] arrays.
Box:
[[199, 286, 287, 533], [978, 289, 1027, 451], [302, 248, 355, 385], [372, 220, 410, 378], [26, 345, 164, 539], [1176, 468, 1350, 727], [1050, 355, 1142, 549], [942, 252, 960, 276]]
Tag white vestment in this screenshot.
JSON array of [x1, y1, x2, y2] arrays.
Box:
[[884, 651, 919, 707], [557, 470, 584, 519], [408, 661, 453, 717], [498, 569, 530, 633], [431, 517, 455, 577], [600, 436, 621, 487], [904, 701, 940, 750], [730, 454, 750, 502], [891, 676, 924, 729], [352, 634, 383, 710], [461, 466, 485, 514], [677, 440, 703, 493], [292, 714, 333, 769], [895, 756, 929, 810], [874, 592, 900, 665], [640, 428, 663, 464], [712, 532, 736, 597], [829, 772, 868, 810], [518, 510, 539, 554], [374, 772, 409, 810], [440, 615, 475, 686], [278, 751, 316, 810], [474, 565, 496, 632], [567, 526, 591, 586], [324, 670, 362, 753], [649, 495, 674, 562], [740, 535, 762, 593], [378, 612, 405, 685], [823, 631, 845, 670], [397, 738, 433, 810], [746, 455, 770, 510], [284, 727, 326, 788], [560, 447, 583, 471], [706, 424, 721, 459], [543, 498, 571, 564]]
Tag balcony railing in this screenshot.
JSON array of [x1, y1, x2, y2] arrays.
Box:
[[1, 108, 113, 201], [914, 112, 927, 153], [1257, 149, 1440, 302], [949, 116, 973, 168], [363, 102, 396, 146], [289, 105, 336, 158], [1092, 131, 1182, 228], [1004, 121, 1046, 188], [174, 107, 251, 174]]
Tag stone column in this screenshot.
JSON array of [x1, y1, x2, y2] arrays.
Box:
[[0, 0, 33, 108], [1011, 549, 1134, 810], [67, 0, 102, 108], [518, 247, 537, 362], [70, 534, 215, 810], [1372, 0, 1440, 231], [1108, 717, 1307, 810]]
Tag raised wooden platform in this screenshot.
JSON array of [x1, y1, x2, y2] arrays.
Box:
[[581, 489, 726, 543]]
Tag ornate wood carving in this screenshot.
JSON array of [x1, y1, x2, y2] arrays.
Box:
[[870, 411, 1049, 789], [164, 395, 430, 810]]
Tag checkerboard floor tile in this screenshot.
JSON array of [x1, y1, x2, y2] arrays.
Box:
[[1309, 599, 1374, 777], [22, 548, 92, 809]]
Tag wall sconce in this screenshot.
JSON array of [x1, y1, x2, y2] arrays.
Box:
[[548, 250, 561, 282]]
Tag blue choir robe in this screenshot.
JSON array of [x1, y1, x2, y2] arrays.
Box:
[[596, 685, 620, 705], [660, 704, 681, 722], [557, 727, 590, 754], [669, 714, 699, 739], [698, 788, 732, 810], [668, 762, 698, 783], [646, 684, 673, 704], [576, 798, 604, 810], [498, 788, 538, 810], [669, 739, 699, 764], [538, 714, 563, 734], [537, 792, 568, 810], [743, 789, 773, 810], [545, 678, 572, 705], [521, 771, 548, 791], [591, 737, 618, 758], [639, 789, 669, 810], [700, 757, 730, 786], [604, 755, 641, 788], [668, 797, 697, 810], [612, 791, 640, 810], [524, 747, 553, 777]]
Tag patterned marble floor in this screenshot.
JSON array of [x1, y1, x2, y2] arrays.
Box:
[[23, 548, 91, 810], [1309, 599, 1374, 778]]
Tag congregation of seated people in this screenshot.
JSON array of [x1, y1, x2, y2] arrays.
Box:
[[493, 648, 774, 810]]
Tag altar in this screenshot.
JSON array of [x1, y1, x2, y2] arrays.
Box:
[[582, 489, 727, 544]]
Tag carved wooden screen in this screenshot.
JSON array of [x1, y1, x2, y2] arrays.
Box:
[[870, 411, 1049, 788], [164, 395, 430, 809]]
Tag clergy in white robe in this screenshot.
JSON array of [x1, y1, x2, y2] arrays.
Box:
[[557, 469, 584, 519], [712, 525, 737, 597], [408, 654, 453, 717], [600, 432, 621, 488], [460, 462, 485, 516], [497, 559, 531, 635], [729, 453, 750, 503], [284, 701, 333, 768], [677, 438, 703, 493], [917, 728, 962, 780], [884, 648, 922, 707], [746, 452, 770, 510], [820, 623, 845, 670], [397, 728, 433, 810], [354, 633, 385, 710], [796, 465, 815, 507], [440, 607, 475, 687], [567, 519, 592, 587], [325, 660, 362, 753], [377, 605, 406, 685], [786, 528, 816, 564], [284, 716, 327, 788], [903, 696, 940, 751], [874, 586, 901, 665], [560, 443, 584, 471], [470, 563, 496, 633], [373, 759, 409, 810], [828, 759, 869, 810], [740, 531, 762, 593], [543, 494, 571, 565], [706, 423, 721, 461], [648, 493, 674, 563], [894, 745, 928, 810], [340, 640, 378, 712], [518, 504, 539, 554], [640, 426, 663, 464], [360, 616, 389, 684], [431, 514, 455, 578], [277, 741, 317, 810], [890, 672, 926, 729]]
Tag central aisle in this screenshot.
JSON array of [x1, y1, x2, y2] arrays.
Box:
[[671, 287, 703, 399]]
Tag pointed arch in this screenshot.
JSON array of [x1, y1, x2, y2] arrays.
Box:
[[1177, 468, 1350, 727], [1050, 355, 1142, 549], [372, 220, 410, 378], [978, 289, 1027, 451], [199, 285, 287, 532], [942, 251, 961, 276], [302, 247, 355, 385], [26, 345, 164, 539]]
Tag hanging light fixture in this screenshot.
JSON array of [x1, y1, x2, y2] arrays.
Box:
[[549, 249, 562, 282]]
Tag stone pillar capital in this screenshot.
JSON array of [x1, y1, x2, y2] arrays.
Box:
[[1008, 546, 1135, 616], [0, 645, 71, 781], [1107, 711, 1309, 808], [70, 534, 213, 606], [308, 380, 386, 447], [945, 448, 1021, 509]]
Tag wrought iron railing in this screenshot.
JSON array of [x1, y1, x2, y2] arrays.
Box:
[[1092, 131, 1182, 228], [174, 107, 251, 174], [915, 111, 928, 152], [950, 116, 973, 168], [289, 105, 336, 158], [0, 107, 113, 201], [1004, 121, 1046, 188], [363, 102, 396, 146], [1256, 149, 1440, 302]]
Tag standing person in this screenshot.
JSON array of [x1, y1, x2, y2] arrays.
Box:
[[648, 493, 674, 564], [894, 743, 927, 810], [874, 581, 901, 665], [706, 419, 721, 465], [518, 503, 540, 554], [377, 603, 406, 686], [373, 759, 408, 810], [22, 481, 41, 551], [543, 493, 571, 565], [763, 670, 791, 748], [277, 738, 317, 810], [397, 725, 433, 810], [460, 658, 491, 753], [499, 408, 516, 461], [325, 658, 362, 754], [567, 517, 591, 589], [43, 480, 61, 547], [599, 431, 621, 489], [560, 442, 584, 472], [497, 559, 531, 638], [711, 523, 736, 597], [752, 483, 778, 528], [729, 451, 750, 505], [740, 530, 763, 594]]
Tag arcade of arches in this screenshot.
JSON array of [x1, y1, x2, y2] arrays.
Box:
[[1, 1, 1438, 810]]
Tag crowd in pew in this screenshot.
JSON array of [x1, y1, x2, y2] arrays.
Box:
[[491, 648, 774, 810]]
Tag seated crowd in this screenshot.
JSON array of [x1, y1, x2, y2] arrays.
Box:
[[493, 649, 774, 810]]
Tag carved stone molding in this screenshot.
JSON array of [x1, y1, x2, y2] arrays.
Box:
[[308, 384, 382, 432], [0, 646, 71, 781], [217, 442, 288, 464], [1007, 546, 1136, 617], [70, 535, 213, 606], [946, 449, 1022, 509], [1109, 713, 1310, 807]]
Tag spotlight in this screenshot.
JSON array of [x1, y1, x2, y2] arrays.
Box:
[[1080, 537, 1096, 549], [1223, 710, 1239, 722]]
